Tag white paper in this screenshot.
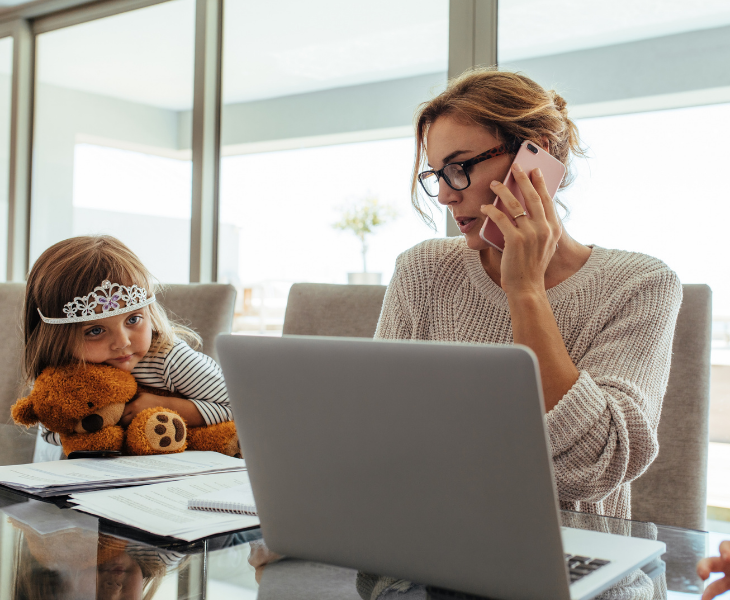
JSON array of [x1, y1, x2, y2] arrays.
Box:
[[69, 472, 259, 541], [0, 452, 246, 497]]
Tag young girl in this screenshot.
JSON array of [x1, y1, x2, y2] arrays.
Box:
[[23, 235, 232, 449]]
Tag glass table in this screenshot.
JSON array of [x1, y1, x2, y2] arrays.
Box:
[[0, 483, 712, 600]]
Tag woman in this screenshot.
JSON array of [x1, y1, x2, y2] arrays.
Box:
[[375, 68, 682, 519]]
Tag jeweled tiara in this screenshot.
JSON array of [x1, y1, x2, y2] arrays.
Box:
[[37, 280, 156, 325]]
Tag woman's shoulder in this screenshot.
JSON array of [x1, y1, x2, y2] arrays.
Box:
[[596, 246, 682, 299], [396, 236, 465, 269]]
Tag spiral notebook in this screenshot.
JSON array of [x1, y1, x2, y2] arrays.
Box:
[[187, 482, 258, 516]]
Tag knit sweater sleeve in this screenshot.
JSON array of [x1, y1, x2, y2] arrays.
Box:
[[375, 254, 414, 340], [546, 268, 682, 504]]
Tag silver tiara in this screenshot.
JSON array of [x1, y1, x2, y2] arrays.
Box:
[[37, 280, 156, 325]]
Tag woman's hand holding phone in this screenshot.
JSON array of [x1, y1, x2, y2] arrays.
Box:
[[480, 162, 562, 297]]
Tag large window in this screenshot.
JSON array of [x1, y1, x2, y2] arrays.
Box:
[[217, 0, 449, 334], [499, 2, 730, 522], [30, 0, 195, 282], [0, 35, 11, 280], [219, 138, 445, 333]]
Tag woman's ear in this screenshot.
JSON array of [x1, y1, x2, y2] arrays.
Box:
[[11, 395, 39, 427], [541, 136, 550, 152]]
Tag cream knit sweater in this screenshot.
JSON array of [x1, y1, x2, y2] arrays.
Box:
[[375, 237, 683, 519]]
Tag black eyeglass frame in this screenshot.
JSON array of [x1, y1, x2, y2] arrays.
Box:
[[418, 143, 509, 198]]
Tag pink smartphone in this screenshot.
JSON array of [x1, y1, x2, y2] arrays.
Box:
[[479, 140, 566, 252]]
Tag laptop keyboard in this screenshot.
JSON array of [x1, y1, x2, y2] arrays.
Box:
[[565, 554, 611, 583]]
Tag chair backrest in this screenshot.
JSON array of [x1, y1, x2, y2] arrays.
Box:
[[156, 284, 237, 362], [0, 283, 38, 465], [282, 283, 386, 338], [631, 284, 712, 530], [282, 283, 712, 530]]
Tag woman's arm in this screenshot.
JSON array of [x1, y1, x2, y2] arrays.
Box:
[[481, 162, 576, 411], [508, 291, 579, 412], [547, 269, 681, 502], [482, 163, 682, 503], [374, 254, 414, 340]]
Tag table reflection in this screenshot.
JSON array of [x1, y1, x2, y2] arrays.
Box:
[[5, 497, 187, 600], [0, 483, 708, 600]]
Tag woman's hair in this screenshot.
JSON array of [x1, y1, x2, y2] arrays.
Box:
[[23, 235, 201, 383], [412, 67, 586, 227]]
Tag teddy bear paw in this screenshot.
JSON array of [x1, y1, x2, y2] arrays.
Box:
[[145, 411, 186, 452], [126, 407, 188, 455]]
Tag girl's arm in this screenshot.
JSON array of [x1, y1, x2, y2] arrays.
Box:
[[120, 340, 231, 428], [119, 393, 206, 428], [160, 341, 231, 424], [39, 425, 62, 446]]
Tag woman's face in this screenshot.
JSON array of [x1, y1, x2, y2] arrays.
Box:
[[425, 115, 513, 250]]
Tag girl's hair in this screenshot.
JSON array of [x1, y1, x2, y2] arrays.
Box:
[[23, 235, 201, 383], [412, 67, 586, 227], [12, 532, 173, 600]]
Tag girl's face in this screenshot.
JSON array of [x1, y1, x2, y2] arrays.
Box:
[[74, 307, 153, 373], [96, 552, 144, 600], [425, 115, 513, 250]]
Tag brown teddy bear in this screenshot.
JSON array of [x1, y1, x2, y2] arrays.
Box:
[[12, 363, 241, 458]]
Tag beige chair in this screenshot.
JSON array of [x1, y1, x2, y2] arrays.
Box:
[[283, 282, 713, 531], [0, 283, 36, 466], [156, 283, 237, 362], [282, 283, 386, 338], [631, 284, 712, 531]]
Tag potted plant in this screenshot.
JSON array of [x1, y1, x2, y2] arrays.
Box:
[[333, 195, 397, 285]]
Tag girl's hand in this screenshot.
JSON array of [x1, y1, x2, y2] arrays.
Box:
[[119, 392, 206, 428], [118, 392, 168, 427], [698, 540, 730, 599], [480, 163, 562, 297]]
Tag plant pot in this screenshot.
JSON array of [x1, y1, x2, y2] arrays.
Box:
[[348, 272, 382, 285]]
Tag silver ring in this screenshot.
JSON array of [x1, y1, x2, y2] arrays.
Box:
[[512, 211, 528, 220]]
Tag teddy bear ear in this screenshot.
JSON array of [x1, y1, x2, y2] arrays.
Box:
[[11, 396, 39, 427]]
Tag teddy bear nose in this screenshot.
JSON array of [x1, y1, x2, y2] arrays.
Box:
[[81, 414, 104, 433]]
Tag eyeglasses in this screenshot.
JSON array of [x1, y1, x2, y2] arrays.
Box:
[[418, 144, 509, 197]]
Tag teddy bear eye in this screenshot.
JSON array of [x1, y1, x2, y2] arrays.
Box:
[[87, 402, 94, 408]]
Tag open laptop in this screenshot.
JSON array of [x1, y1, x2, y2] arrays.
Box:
[[217, 335, 665, 600]]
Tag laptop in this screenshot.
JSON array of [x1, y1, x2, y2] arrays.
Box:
[[217, 335, 665, 600]]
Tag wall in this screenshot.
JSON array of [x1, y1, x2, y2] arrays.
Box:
[[503, 24, 730, 114]]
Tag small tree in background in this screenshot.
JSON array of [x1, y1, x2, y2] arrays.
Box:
[[333, 195, 397, 273]]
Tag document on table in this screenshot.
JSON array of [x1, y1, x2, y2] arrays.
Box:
[[68, 472, 259, 541], [0, 452, 246, 497]]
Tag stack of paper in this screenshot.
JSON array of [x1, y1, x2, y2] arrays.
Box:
[[69, 472, 259, 541], [0, 452, 246, 497]]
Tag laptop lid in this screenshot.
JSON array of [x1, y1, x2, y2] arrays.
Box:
[[217, 335, 570, 600]]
